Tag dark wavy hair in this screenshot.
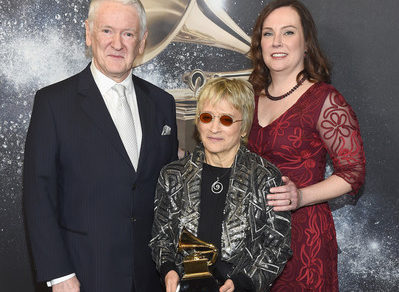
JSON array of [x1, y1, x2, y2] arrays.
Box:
[[248, 0, 331, 95]]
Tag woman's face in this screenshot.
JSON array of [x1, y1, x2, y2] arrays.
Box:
[[197, 98, 244, 166], [260, 6, 306, 76]]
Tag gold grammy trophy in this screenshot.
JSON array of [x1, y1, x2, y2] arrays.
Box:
[[177, 228, 219, 292]]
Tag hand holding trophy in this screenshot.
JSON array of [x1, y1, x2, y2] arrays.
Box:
[[177, 228, 219, 292]]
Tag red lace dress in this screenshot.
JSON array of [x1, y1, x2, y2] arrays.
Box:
[[247, 82, 366, 291]]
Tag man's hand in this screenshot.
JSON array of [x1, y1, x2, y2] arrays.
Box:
[[52, 276, 80, 292]]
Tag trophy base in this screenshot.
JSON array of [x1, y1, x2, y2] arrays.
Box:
[[179, 276, 219, 292]]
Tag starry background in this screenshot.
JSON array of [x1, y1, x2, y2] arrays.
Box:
[[0, 0, 398, 291]]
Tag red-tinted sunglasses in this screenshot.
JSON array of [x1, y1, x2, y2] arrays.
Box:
[[198, 112, 242, 126]]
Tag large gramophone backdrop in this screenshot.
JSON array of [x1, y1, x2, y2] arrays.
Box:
[[0, 0, 398, 291]]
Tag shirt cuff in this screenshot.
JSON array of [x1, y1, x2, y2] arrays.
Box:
[[160, 261, 178, 282], [46, 273, 76, 287], [230, 273, 254, 292]]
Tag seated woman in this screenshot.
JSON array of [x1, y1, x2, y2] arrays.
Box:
[[149, 78, 292, 292]]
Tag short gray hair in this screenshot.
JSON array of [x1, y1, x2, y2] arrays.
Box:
[[87, 0, 147, 39], [195, 77, 255, 144]]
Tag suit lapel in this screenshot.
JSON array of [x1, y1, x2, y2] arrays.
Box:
[[77, 65, 134, 169], [134, 76, 157, 173]]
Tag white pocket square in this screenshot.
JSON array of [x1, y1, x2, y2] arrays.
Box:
[[161, 125, 171, 135]]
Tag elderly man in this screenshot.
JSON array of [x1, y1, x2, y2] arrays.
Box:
[[23, 0, 178, 291]]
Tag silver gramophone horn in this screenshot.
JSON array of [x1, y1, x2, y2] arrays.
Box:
[[182, 68, 253, 94], [134, 0, 251, 66]]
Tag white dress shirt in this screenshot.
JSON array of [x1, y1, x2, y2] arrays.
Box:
[[91, 62, 142, 153]]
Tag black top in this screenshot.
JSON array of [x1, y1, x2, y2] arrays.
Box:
[[198, 163, 252, 291], [198, 163, 230, 251]]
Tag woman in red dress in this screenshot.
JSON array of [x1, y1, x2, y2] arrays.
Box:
[[247, 0, 366, 291]]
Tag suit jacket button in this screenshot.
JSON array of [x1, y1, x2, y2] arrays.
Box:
[[131, 216, 137, 222], [131, 184, 137, 190]]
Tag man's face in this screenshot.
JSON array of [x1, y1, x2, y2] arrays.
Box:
[[85, 1, 147, 82]]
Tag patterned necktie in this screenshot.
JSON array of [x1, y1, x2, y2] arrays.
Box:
[[112, 84, 139, 169]]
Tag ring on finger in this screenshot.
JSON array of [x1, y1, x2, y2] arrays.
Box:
[[288, 199, 292, 205]]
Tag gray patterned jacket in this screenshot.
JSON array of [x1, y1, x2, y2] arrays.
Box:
[[149, 143, 292, 292]]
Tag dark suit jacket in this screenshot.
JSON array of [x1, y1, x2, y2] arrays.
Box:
[[23, 64, 178, 292]]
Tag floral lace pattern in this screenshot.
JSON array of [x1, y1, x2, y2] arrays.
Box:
[[247, 82, 366, 291]]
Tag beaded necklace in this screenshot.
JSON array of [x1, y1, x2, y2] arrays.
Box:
[[265, 75, 307, 101]]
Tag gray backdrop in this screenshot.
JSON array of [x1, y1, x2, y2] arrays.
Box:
[[0, 0, 398, 291]]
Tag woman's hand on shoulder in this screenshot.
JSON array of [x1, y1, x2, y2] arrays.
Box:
[[267, 176, 302, 211], [165, 270, 180, 292], [219, 279, 234, 292]]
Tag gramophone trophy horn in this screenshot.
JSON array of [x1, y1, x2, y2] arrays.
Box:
[[135, 0, 251, 66], [182, 68, 252, 94], [178, 228, 218, 279]]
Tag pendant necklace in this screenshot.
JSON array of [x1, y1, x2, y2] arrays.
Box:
[[265, 74, 307, 101], [210, 167, 231, 194], [205, 159, 231, 194], [204, 155, 232, 194]]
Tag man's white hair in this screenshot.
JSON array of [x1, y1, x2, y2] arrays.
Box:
[[87, 0, 147, 40]]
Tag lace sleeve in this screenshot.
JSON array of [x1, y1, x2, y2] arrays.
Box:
[[317, 90, 366, 194]]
